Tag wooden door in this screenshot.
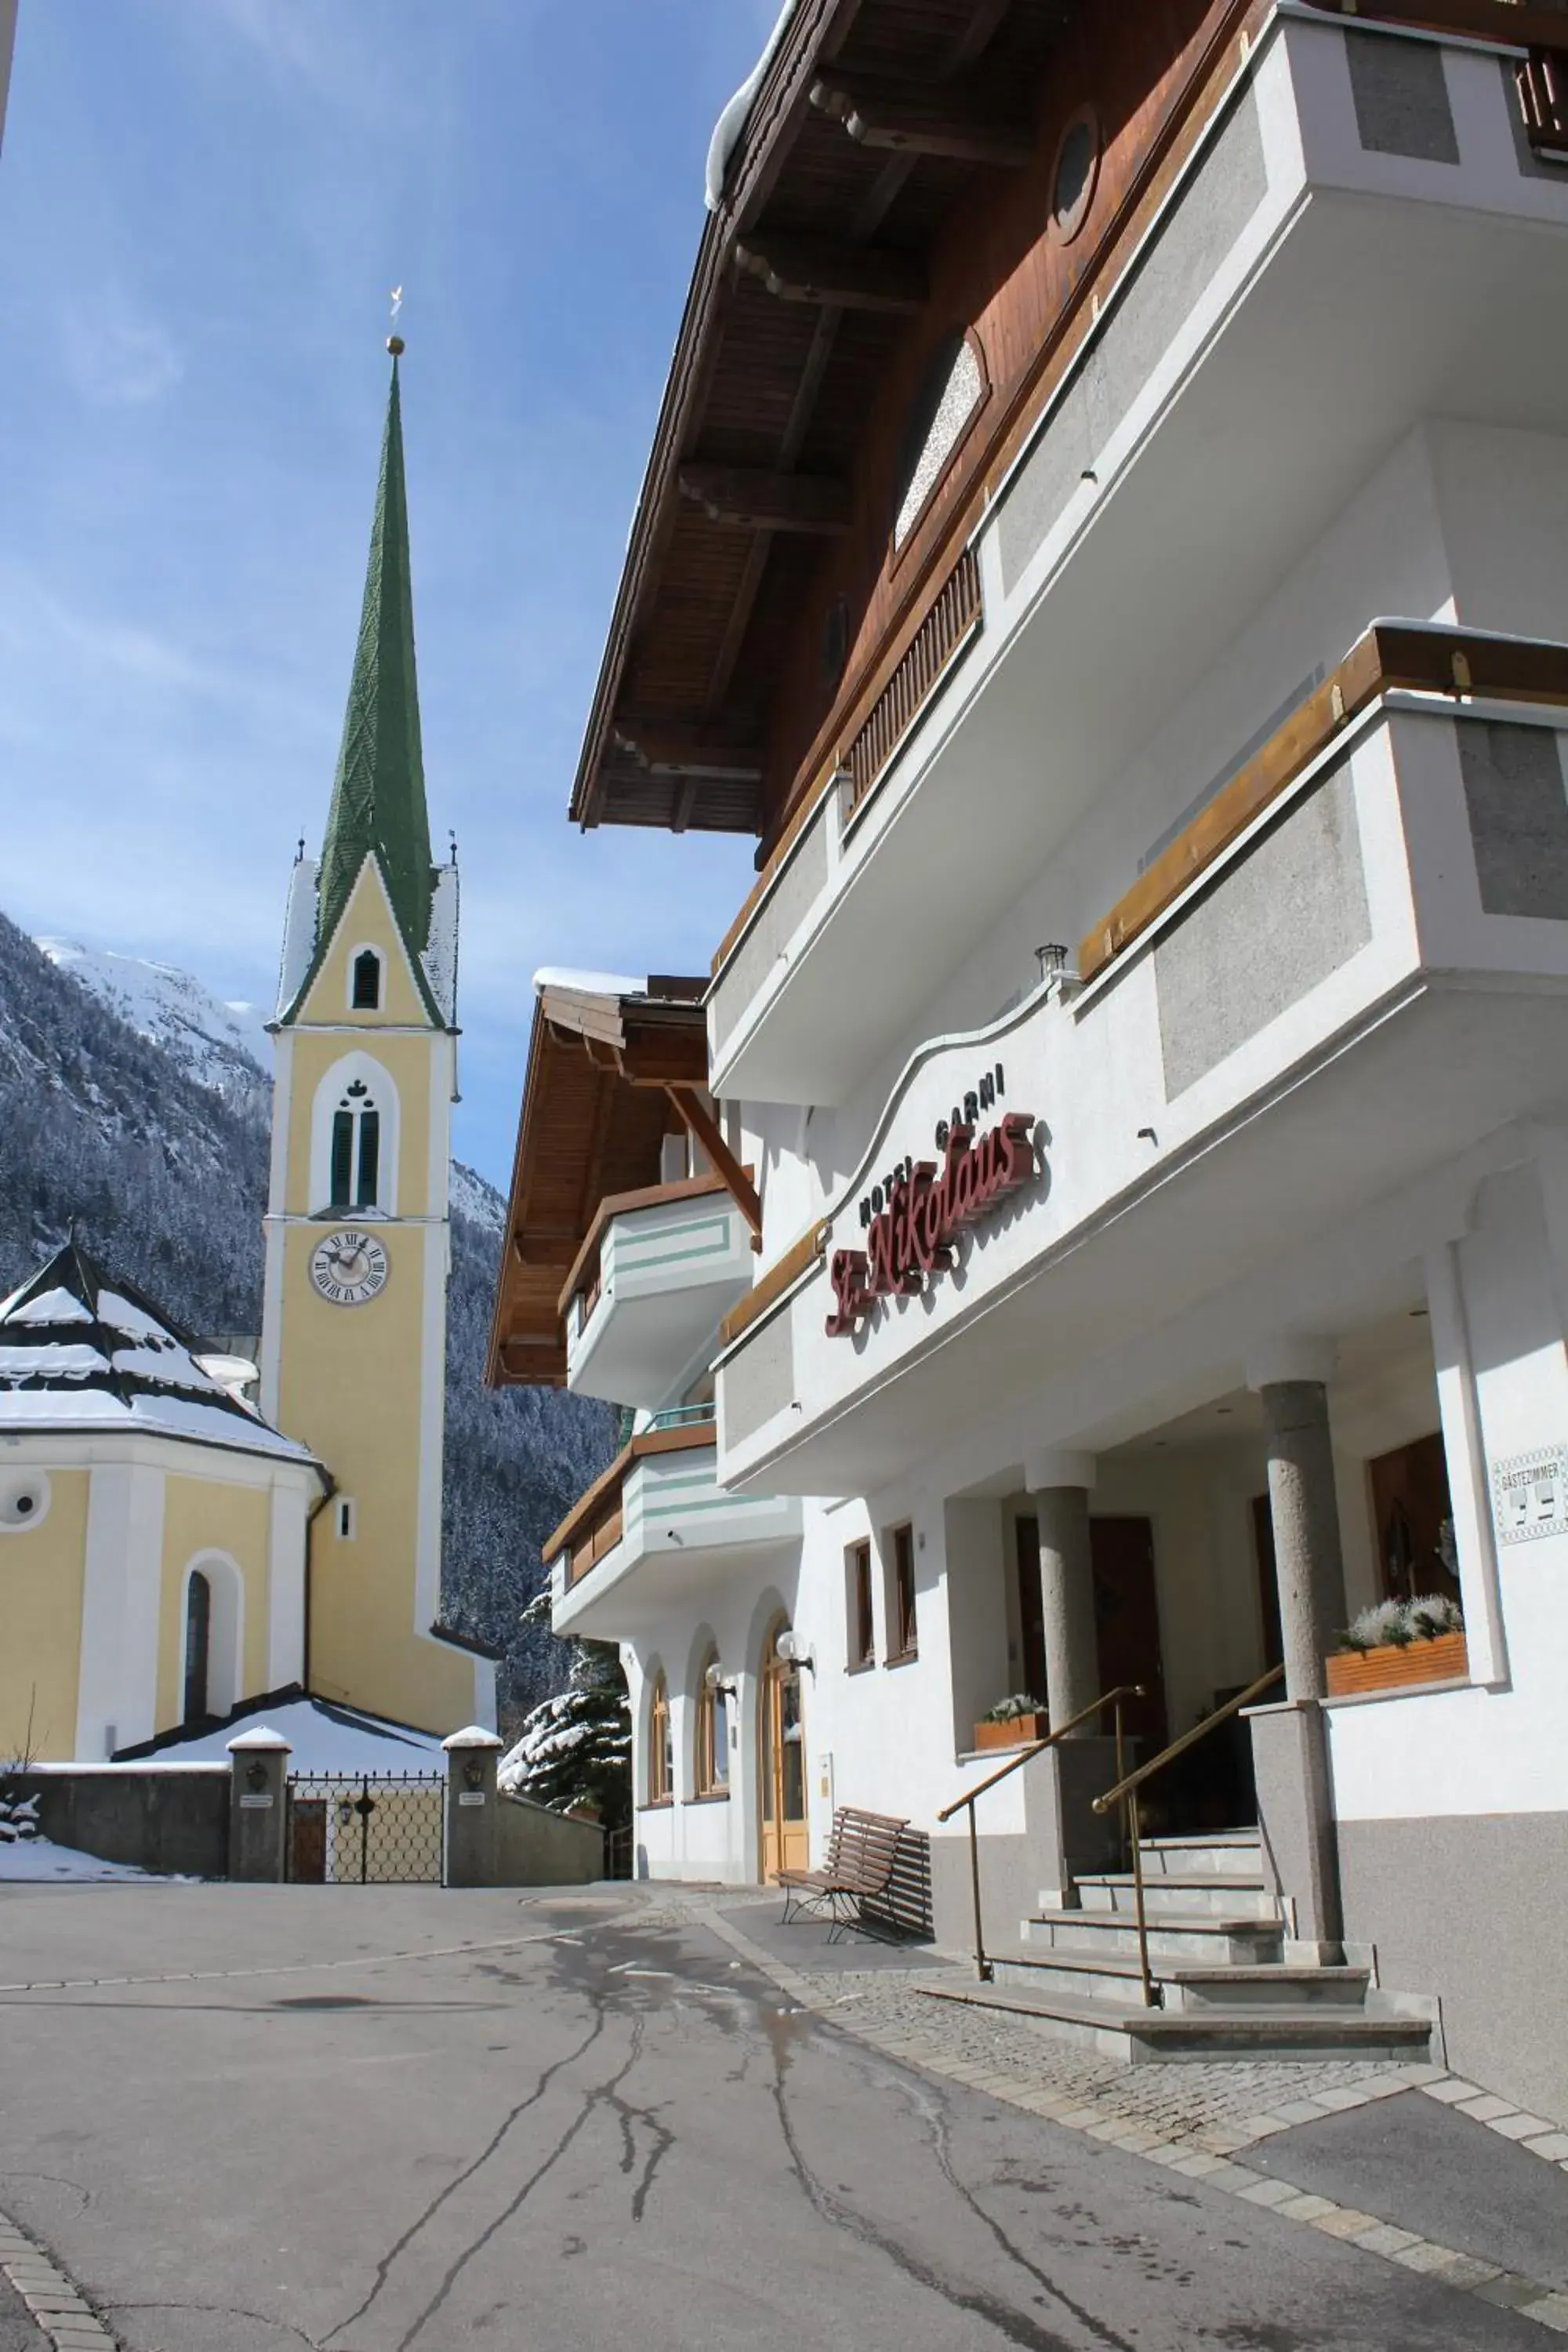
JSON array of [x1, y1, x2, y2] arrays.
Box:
[[1368, 1432, 1457, 1607], [289, 1798, 326, 1885], [758, 1625, 809, 1881], [1089, 1517, 1169, 1751], [1013, 1515, 1049, 1706]]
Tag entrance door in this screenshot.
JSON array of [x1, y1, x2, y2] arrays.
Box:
[[758, 1622, 809, 1881], [1014, 1515, 1049, 1704], [1089, 1517, 1169, 1751]]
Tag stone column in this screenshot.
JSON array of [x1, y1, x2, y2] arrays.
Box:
[[1247, 1340, 1345, 1955], [1025, 1450, 1100, 1733], [1022, 1451, 1119, 1906], [443, 1726, 503, 1889], [227, 1727, 291, 1882]]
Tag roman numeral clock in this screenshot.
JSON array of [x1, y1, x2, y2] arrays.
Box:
[[309, 1229, 390, 1308]]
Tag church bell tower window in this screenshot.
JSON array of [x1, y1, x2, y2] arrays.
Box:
[[351, 948, 383, 1011], [331, 1080, 382, 1210]]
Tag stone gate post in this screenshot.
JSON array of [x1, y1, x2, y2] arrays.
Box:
[[443, 1727, 503, 1888], [227, 1727, 292, 1882]]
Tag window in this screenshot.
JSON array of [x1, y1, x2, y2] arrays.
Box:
[[647, 1671, 673, 1804], [694, 1652, 730, 1798], [1049, 104, 1101, 244], [336, 1497, 358, 1541], [350, 949, 383, 1011], [183, 1569, 211, 1725], [887, 1523, 918, 1661], [330, 1079, 382, 1210], [892, 330, 985, 550], [847, 1540, 875, 1670]]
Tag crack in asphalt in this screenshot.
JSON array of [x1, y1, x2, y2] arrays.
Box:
[[763, 2013, 1126, 2352], [387, 2009, 654, 2352], [322, 2003, 608, 2345], [107, 2298, 325, 2350]]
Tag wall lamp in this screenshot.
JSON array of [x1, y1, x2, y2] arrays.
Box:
[[775, 1629, 816, 1677], [704, 1662, 739, 1697]]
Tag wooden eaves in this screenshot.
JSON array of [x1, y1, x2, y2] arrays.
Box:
[[485, 977, 761, 1389]]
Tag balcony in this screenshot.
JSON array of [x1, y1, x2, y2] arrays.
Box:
[[561, 1174, 755, 1408], [706, 5, 1568, 1110], [547, 1406, 802, 1636], [715, 623, 1568, 1496]]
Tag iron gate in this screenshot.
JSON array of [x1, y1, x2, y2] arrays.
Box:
[[285, 1771, 445, 1885]]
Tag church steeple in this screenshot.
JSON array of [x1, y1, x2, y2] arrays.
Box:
[[317, 343, 434, 964]]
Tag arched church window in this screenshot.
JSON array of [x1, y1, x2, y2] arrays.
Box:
[[330, 1080, 382, 1210], [183, 1569, 211, 1725], [351, 949, 383, 1011]]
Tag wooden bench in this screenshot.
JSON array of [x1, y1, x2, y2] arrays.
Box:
[[778, 1806, 908, 1940]]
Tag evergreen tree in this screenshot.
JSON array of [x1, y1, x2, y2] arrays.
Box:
[[497, 1593, 631, 1832]]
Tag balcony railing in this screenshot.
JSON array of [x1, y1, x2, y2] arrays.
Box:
[[1518, 47, 1568, 160], [843, 544, 982, 818], [550, 1419, 720, 1591]]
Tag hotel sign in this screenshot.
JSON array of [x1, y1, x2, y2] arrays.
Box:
[[826, 1108, 1037, 1338]]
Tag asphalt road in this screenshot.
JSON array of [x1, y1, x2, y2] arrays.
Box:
[[0, 1883, 1544, 2352]]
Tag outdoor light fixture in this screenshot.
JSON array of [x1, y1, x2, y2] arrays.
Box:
[[1034, 942, 1071, 990], [775, 1630, 815, 1676], [462, 1758, 485, 1791], [245, 1759, 269, 1793], [704, 1662, 738, 1697]]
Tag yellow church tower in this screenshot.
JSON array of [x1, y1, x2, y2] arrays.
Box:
[[260, 339, 488, 1737]]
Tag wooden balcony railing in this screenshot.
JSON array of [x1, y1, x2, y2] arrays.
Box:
[[559, 1171, 736, 1336], [1080, 621, 1568, 985], [1518, 46, 1568, 158], [844, 545, 982, 818], [546, 1415, 719, 1590]]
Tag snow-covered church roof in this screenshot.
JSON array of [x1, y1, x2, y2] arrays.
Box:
[[0, 1243, 319, 1467]]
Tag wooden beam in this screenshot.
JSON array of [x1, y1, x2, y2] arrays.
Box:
[[609, 717, 764, 778], [811, 74, 1034, 166], [677, 464, 853, 535], [666, 1086, 764, 1247], [733, 234, 926, 313]]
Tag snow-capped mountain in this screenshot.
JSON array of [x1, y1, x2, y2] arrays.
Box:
[[35, 938, 271, 1105], [34, 933, 508, 1229]]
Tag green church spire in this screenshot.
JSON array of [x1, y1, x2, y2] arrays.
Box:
[[317, 347, 434, 961]]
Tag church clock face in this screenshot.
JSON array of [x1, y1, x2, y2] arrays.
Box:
[[309, 1229, 389, 1308]]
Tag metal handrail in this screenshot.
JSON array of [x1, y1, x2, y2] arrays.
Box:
[[1087, 1661, 1286, 2015], [936, 1683, 1145, 1984], [1091, 1663, 1284, 1816]]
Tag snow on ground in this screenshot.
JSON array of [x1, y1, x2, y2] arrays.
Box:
[[0, 1835, 176, 1882], [147, 1696, 445, 1776]]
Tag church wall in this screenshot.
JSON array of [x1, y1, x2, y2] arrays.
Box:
[[0, 1464, 88, 1762], [154, 1475, 271, 1735]]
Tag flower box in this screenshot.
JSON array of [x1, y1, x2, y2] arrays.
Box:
[[1325, 1629, 1468, 1698], [974, 1712, 1047, 1751]]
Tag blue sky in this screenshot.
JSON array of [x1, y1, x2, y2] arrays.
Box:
[[0, 0, 774, 1188]]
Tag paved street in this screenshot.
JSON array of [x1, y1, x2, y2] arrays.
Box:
[[0, 1883, 1548, 2352]]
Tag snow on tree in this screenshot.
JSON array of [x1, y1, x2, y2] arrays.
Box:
[[498, 1593, 630, 1831], [0, 1793, 40, 1844]]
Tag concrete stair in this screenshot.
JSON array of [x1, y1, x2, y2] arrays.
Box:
[[914, 1831, 1437, 2065]]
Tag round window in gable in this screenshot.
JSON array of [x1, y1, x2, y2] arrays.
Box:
[[0, 1472, 51, 1534], [892, 328, 986, 551], [1051, 105, 1100, 245]]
